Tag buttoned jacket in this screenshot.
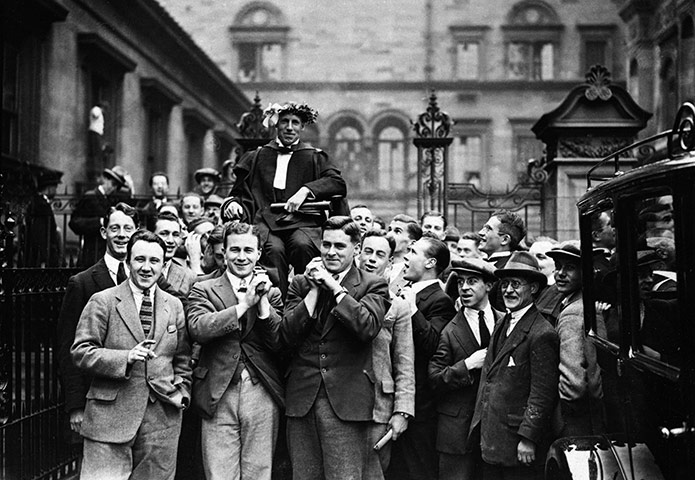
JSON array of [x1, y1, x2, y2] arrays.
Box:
[[186, 273, 284, 418], [281, 265, 390, 421], [470, 304, 559, 467], [429, 307, 504, 454], [71, 282, 192, 444]]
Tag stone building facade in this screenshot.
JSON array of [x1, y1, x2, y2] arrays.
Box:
[[162, 0, 627, 226], [3, 0, 250, 195]]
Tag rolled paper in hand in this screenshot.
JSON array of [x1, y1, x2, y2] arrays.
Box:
[[373, 429, 393, 451]]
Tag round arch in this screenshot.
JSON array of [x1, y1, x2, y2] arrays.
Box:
[[234, 1, 287, 26]]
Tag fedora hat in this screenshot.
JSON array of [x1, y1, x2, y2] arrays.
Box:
[[495, 251, 547, 288], [547, 240, 581, 262], [102, 168, 126, 187], [194, 167, 221, 184], [451, 257, 497, 283]]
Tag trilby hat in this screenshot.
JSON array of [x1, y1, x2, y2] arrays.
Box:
[[547, 240, 581, 262], [451, 258, 497, 283], [494, 251, 547, 288], [102, 168, 126, 187]]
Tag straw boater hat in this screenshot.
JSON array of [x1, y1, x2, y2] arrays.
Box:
[[546, 240, 581, 263], [494, 251, 547, 289], [451, 258, 497, 283], [102, 168, 126, 188], [194, 168, 221, 184]]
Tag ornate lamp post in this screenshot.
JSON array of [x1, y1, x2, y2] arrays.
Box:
[[235, 92, 273, 154], [412, 90, 454, 218]]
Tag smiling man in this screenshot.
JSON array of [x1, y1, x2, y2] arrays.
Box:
[[223, 102, 347, 297], [71, 230, 191, 480], [187, 222, 284, 480], [152, 212, 196, 298], [58, 203, 139, 442], [470, 251, 558, 480], [280, 216, 390, 480], [388, 235, 456, 480]]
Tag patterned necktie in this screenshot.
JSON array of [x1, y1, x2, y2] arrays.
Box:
[[479, 310, 491, 349], [238, 278, 248, 293], [116, 261, 127, 284], [140, 288, 153, 338]]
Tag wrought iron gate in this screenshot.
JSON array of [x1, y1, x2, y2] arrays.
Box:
[[1, 268, 81, 480]]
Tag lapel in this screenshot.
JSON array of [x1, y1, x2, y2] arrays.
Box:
[[211, 273, 256, 338], [150, 287, 171, 347], [488, 306, 537, 371], [450, 310, 481, 355], [321, 266, 358, 338], [115, 282, 145, 343], [415, 282, 440, 307], [167, 259, 184, 291], [92, 258, 115, 291]]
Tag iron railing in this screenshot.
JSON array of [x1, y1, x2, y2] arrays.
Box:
[[0, 268, 81, 480]]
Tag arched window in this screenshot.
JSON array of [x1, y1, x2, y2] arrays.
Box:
[[660, 58, 678, 129], [681, 16, 694, 101], [629, 58, 640, 102], [503, 1, 562, 81], [330, 118, 365, 193], [376, 125, 409, 191], [229, 3, 289, 82]]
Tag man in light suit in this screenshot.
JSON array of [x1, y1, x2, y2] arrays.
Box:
[[387, 234, 457, 480], [152, 211, 197, 299], [357, 230, 415, 479], [58, 203, 139, 439], [186, 222, 284, 480], [470, 251, 559, 480], [71, 230, 192, 480], [429, 258, 502, 480], [223, 102, 347, 297], [281, 216, 390, 480]]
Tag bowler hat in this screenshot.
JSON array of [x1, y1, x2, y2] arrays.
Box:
[[194, 168, 221, 184], [495, 251, 547, 288], [451, 258, 497, 283], [547, 240, 581, 262], [103, 168, 126, 187]]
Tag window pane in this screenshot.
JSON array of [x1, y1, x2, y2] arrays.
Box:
[[585, 40, 606, 72], [456, 42, 479, 80], [507, 43, 529, 79], [377, 126, 406, 190], [540, 43, 554, 80], [450, 135, 482, 183], [261, 44, 282, 81], [334, 126, 364, 191], [238, 43, 257, 82]]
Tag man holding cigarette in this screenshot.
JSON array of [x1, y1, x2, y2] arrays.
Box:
[[71, 230, 192, 480], [281, 217, 390, 480], [186, 222, 284, 480]]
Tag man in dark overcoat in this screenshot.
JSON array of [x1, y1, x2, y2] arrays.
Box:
[[223, 102, 346, 296], [470, 251, 559, 480]]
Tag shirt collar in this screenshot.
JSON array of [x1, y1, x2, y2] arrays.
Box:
[[226, 270, 253, 293], [509, 303, 534, 322], [411, 278, 439, 295], [275, 138, 300, 149], [104, 252, 127, 274], [488, 251, 512, 260], [128, 279, 156, 296]]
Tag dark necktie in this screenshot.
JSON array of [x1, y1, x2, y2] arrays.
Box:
[[493, 312, 512, 357], [277, 145, 293, 154], [479, 310, 491, 349], [238, 278, 248, 293], [116, 261, 127, 284], [140, 288, 153, 338]]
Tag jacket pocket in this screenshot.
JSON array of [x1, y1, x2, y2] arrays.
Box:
[[380, 378, 395, 394], [193, 366, 208, 380], [86, 383, 119, 402]]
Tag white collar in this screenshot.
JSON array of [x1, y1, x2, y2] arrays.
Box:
[[128, 279, 156, 296], [411, 278, 439, 295], [104, 253, 128, 275]]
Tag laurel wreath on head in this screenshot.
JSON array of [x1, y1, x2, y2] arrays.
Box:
[[262, 102, 318, 128]]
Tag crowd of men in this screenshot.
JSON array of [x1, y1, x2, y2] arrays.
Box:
[[55, 102, 675, 480]]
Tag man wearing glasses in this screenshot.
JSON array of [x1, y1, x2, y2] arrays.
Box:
[[469, 251, 559, 480]]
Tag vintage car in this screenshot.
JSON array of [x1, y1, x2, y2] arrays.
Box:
[[545, 102, 695, 480]]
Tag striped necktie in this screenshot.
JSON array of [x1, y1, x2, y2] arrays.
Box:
[[140, 288, 153, 338]]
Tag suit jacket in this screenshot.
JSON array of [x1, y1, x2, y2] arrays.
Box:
[[186, 274, 285, 418], [410, 282, 457, 420], [69, 188, 117, 267], [57, 258, 115, 413], [230, 140, 346, 232], [280, 265, 390, 421], [429, 307, 504, 454], [471, 304, 559, 467], [372, 296, 415, 423], [71, 282, 192, 444], [166, 257, 197, 298]]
